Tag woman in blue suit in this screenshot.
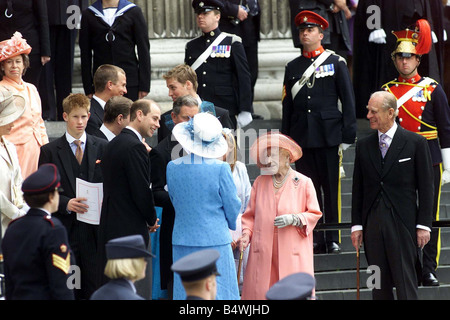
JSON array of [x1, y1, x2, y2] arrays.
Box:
[[167, 112, 241, 300]]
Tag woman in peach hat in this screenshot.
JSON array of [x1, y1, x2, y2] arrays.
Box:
[[0, 32, 49, 178], [238, 132, 322, 300]]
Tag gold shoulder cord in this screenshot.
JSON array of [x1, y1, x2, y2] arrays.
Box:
[[383, 81, 437, 131]]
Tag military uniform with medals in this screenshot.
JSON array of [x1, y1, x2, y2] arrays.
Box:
[[281, 11, 356, 253], [185, 1, 253, 129]]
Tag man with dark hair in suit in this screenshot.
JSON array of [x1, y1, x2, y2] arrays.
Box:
[[351, 91, 434, 300], [39, 93, 108, 300], [91, 96, 132, 141], [86, 64, 127, 135], [97, 99, 160, 299]]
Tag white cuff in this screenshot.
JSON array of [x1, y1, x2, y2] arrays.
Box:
[[236, 111, 252, 128], [368, 29, 386, 44], [441, 148, 450, 170]]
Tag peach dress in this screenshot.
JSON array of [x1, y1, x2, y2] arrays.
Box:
[[241, 169, 322, 300], [1, 76, 48, 178]]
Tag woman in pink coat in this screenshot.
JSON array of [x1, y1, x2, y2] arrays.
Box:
[[0, 32, 49, 179], [238, 132, 322, 300]]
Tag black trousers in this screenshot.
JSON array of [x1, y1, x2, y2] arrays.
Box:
[[364, 196, 419, 300], [421, 164, 442, 276], [70, 221, 99, 300], [39, 26, 77, 121], [295, 146, 340, 245]]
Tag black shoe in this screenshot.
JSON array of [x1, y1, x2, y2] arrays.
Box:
[[422, 273, 440, 286], [326, 242, 341, 254]]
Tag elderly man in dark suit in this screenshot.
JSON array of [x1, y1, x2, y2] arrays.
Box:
[[97, 99, 160, 298], [351, 91, 434, 300], [39, 93, 108, 300]]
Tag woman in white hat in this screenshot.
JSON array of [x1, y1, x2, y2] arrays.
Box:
[[0, 88, 27, 236], [166, 112, 241, 300], [0, 32, 49, 179]]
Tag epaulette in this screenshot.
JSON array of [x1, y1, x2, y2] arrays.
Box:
[[327, 49, 347, 65], [43, 215, 55, 227], [222, 32, 242, 43]]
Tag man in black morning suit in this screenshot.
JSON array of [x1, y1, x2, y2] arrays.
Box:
[[185, 0, 253, 129], [97, 99, 160, 298], [39, 94, 108, 299], [351, 91, 434, 300]]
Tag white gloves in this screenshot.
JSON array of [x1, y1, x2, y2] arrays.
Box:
[[339, 143, 351, 153], [368, 29, 387, 44], [441, 148, 450, 186], [236, 111, 252, 128], [274, 214, 302, 228], [338, 143, 351, 178]]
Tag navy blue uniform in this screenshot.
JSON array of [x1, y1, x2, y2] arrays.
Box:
[[2, 208, 75, 300], [281, 49, 356, 249], [185, 28, 252, 121]]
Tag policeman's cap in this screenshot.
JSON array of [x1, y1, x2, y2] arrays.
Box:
[[192, 0, 223, 14], [106, 234, 155, 260], [295, 10, 329, 30], [171, 249, 220, 282], [22, 163, 62, 195], [266, 272, 315, 300]]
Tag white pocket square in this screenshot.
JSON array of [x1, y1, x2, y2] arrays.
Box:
[[399, 158, 411, 163]]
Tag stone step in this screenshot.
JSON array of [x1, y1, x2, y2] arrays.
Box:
[[315, 264, 450, 292], [316, 283, 450, 300]]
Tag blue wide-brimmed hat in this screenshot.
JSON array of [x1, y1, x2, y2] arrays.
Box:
[[172, 112, 228, 159]]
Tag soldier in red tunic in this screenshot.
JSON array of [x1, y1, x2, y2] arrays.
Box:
[[382, 19, 450, 287]]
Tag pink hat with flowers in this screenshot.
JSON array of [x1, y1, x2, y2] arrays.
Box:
[[0, 32, 32, 62]]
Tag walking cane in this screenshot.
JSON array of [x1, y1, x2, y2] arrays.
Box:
[[237, 249, 244, 285], [356, 248, 360, 300]]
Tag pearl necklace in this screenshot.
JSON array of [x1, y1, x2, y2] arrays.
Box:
[[272, 168, 292, 189]]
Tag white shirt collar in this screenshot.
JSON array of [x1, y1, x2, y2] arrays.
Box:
[[100, 124, 116, 141], [66, 131, 87, 145], [378, 122, 397, 141], [92, 95, 107, 110], [126, 125, 143, 141]]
